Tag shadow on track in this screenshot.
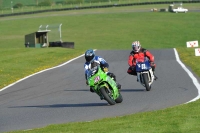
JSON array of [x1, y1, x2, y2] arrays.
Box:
[[65, 89, 146, 92], [9, 103, 108, 108], [120, 89, 146, 92]]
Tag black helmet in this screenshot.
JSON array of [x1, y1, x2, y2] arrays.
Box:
[[85, 49, 95, 63]]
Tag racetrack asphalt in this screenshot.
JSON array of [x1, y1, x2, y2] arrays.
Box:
[[0, 49, 199, 132]]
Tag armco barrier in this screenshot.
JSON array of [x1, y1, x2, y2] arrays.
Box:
[[0, 0, 199, 17]]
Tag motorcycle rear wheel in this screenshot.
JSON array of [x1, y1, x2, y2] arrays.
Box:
[[100, 87, 116, 105], [143, 73, 151, 91]]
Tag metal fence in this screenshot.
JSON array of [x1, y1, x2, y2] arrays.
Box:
[[0, 0, 199, 17]]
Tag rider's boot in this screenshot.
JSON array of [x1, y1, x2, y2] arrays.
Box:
[[153, 72, 158, 80], [108, 73, 121, 90], [117, 83, 121, 90]]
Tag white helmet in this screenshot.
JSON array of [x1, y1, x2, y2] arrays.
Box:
[[132, 41, 141, 52]]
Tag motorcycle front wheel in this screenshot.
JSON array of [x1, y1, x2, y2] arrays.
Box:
[[143, 73, 151, 91], [100, 87, 116, 105], [115, 92, 123, 103]]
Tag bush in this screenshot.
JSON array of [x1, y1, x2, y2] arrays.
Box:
[[63, 0, 83, 5], [55, 1, 66, 4], [38, 0, 52, 6], [13, 3, 23, 8], [84, 0, 116, 3]]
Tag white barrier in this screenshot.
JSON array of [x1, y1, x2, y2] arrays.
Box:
[[186, 40, 198, 48], [195, 48, 200, 56]]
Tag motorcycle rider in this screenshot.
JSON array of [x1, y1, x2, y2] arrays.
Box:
[[127, 41, 158, 80], [84, 49, 121, 92]]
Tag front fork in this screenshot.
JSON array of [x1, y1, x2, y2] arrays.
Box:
[[137, 68, 154, 85]]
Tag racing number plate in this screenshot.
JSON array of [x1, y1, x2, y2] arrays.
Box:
[[94, 76, 100, 83], [139, 63, 147, 70]]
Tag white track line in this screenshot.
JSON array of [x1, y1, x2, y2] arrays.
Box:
[[0, 54, 85, 92], [174, 48, 200, 103]]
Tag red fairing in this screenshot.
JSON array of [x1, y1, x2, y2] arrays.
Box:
[[128, 50, 155, 67]]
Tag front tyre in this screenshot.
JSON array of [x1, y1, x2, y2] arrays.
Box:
[[143, 73, 151, 91], [100, 87, 116, 105], [115, 93, 123, 103]]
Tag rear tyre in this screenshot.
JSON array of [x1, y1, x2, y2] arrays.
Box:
[[100, 87, 116, 105], [115, 93, 123, 103], [143, 73, 151, 91]]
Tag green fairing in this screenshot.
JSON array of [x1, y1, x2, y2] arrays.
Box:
[[87, 66, 119, 100]]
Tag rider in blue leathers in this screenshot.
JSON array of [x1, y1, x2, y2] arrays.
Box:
[[84, 49, 121, 92]]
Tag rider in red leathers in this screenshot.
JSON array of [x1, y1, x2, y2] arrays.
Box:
[[127, 41, 158, 80]]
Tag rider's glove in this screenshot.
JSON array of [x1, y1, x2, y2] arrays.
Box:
[[103, 67, 109, 72], [150, 62, 155, 66]]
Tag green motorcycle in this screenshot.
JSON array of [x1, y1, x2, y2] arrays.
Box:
[[87, 65, 123, 105]]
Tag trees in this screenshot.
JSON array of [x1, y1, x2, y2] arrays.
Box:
[[38, 0, 52, 6]]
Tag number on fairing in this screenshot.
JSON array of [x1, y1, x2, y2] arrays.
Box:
[[141, 64, 147, 69], [94, 76, 100, 83], [138, 64, 146, 69]]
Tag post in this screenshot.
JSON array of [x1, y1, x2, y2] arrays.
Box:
[[59, 24, 62, 42], [11, 1, 13, 13], [46, 25, 49, 30]]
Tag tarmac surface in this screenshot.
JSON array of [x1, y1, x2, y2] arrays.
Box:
[[0, 49, 199, 132]]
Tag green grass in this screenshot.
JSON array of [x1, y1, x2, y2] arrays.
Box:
[[1, 3, 200, 133], [1, 0, 195, 7], [177, 48, 200, 77], [1, 0, 199, 14]]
